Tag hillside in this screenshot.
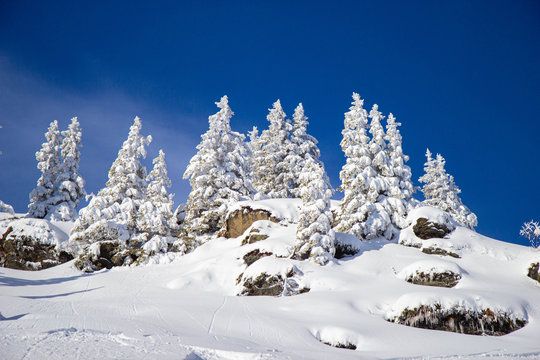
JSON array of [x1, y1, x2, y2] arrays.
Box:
[[1, 200, 539, 359]]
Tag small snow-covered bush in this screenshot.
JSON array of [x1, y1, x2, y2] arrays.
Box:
[[0, 200, 15, 215], [520, 220, 540, 248]]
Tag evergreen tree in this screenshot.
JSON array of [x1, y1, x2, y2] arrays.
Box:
[[285, 103, 329, 197], [353, 104, 394, 240], [419, 150, 478, 229], [50, 117, 86, 221], [183, 95, 255, 236], [334, 93, 371, 237], [293, 155, 335, 265], [137, 150, 176, 237], [70, 117, 152, 244], [382, 113, 416, 232], [252, 100, 294, 198], [28, 120, 63, 219]]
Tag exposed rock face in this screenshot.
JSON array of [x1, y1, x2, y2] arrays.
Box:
[[243, 249, 273, 266], [421, 247, 461, 258], [388, 305, 527, 336], [74, 240, 144, 272], [0, 222, 73, 271], [239, 272, 285, 296], [219, 206, 279, 239], [527, 262, 539, 283], [239, 265, 309, 297], [241, 228, 269, 245], [413, 218, 452, 240], [334, 243, 359, 259], [404, 270, 461, 288], [321, 341, 357, 350]]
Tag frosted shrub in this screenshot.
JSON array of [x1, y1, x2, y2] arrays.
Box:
[[520, 220, 540, 248]]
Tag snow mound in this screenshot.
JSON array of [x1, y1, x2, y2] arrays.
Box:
[[0, 217, 69, 248]]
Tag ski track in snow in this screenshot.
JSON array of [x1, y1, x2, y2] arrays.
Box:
[[2, 203, 540, 359]]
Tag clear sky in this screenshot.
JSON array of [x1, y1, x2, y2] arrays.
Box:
[[0, 1, 538, 246]]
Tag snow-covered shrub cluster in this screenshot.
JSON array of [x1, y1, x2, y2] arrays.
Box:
[[0, 200, 15, 215]]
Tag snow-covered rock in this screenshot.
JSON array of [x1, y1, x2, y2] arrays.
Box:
[[398, 259, 464, 287], [0, 217, 73, 270]]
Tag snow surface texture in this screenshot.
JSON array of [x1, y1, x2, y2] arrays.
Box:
[[1, 202, 540, 359]]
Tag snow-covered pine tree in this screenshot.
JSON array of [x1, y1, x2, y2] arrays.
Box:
[[293, 154, 335, 265], [137, 150, 176, 236], [28, 120, 63, 219], [183, 95, 255, 236], [252, 100, 294, 198], [382, 113, 416, 234], [50, 117, 86, 221], [334, 93, 371, 237], [284, 103, 330, 198], [70, 117, 152, 244], [353, 104, 394, 240], [419, 149, 478, 229]]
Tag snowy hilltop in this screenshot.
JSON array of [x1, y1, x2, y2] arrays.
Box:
[[1, 94, 539, 359]]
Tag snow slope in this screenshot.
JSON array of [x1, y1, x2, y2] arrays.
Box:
[[1, 200, 540, 359]]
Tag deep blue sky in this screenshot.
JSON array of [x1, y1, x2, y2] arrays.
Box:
[[0, 1, 538, 246]]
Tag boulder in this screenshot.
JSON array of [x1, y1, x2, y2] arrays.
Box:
[[388, 305, 527, 336], [0, 219, 73, 271], [527, 262, 539, 283], [243, 249, 273, 266], [421, 247, 460, 258], [238, 259, 309, 296], [413, 217, 453, 240], [405, 270, 461, 288], [241, 227, 269, 245], [219, 206, 279, 239], [74, 240, 144, 272]]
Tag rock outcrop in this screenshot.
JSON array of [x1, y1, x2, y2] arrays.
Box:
[[404, 270, 461, 288], [0, 218, 73, 270], [238, 259, 309, 297], [219, 206, 279, 239], [388, 305, 527, 336], [527, 262, 539, 283], [413, 217, 453, 240]]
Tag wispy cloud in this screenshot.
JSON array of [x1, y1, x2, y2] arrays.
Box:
[[0, 59, 200, 212]]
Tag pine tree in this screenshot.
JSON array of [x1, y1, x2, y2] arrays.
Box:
[[293, 155, 335, 265], [50, 117, 86, 221], [353, 104, 394, 240], [28, 120, 63, 219], [334, 93, 371, 237], [183, 95, 255, 236], [252, 100, 294, 198], [284, 103, 329, 198], [137, 150, 176, 237], [382, 113, 416, 232], [70, 117, 152, 244], [419, 150, 478, 229]]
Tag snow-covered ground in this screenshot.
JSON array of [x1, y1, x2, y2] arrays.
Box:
[[1, 201, 540, 359]]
